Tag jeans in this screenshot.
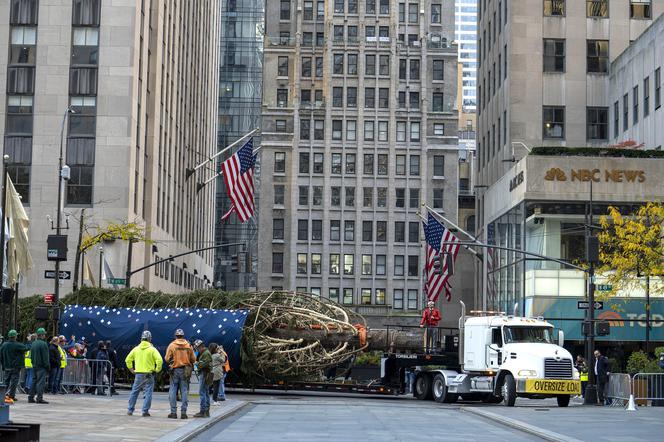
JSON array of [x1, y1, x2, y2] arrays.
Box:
[[199, 374, 210, 411], [598, 379, 609, 404], [24, 368, 33, 391], [4, 369, 20, 398], [168, 368, 189, 414], [218, 372, 226, 400], [29, 367, 47, 401], [127, 373, 155, 414], [49, 367, 60, 393]]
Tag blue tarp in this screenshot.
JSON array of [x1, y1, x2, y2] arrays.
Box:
[[61, 305, 248, 370]]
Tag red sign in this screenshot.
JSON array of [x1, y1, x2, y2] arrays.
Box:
[[44, 293, 55, 304]]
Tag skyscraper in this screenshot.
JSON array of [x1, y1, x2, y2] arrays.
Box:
[[455, 0, 478, 113], [1, 0, 220, 295]]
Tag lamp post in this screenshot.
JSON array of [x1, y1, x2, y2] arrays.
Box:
[[53, 106, 75, 333], [0, 155, 9, 336]]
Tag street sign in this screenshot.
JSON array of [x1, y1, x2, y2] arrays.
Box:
[[44, 293, 55, 304], [107, 278, 126, 285], [596, 284, 613, 291], [44, 270, 71, 280], [577, 301, 604, 310]]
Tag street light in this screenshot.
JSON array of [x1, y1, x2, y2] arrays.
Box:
[[0, 155, 9, 336], [53, 106, 75, 333]]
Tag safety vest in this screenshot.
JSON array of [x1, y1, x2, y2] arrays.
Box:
[[58, 346, 67, 368], [580, 371, 589, 382], [24, 350, 32, 368]]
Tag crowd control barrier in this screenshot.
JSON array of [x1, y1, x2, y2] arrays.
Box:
[[60, 358, 114, 397], [606, 372, 664, 409], [606, 373, 631, 406]]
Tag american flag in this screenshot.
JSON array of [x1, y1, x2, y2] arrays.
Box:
[[423, 213, 460, 302], [221, 138, 256, 222], [486, 223, 497, 308]]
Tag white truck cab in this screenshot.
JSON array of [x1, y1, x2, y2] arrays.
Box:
[[413, 303, 580, 407]]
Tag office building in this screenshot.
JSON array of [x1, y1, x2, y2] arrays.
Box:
[[455, 0, 477, 113], [257, 0, 469, 327], [1, 0, 220, 295]]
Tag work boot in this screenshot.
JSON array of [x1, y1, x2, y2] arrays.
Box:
[[28, 397, 35, 403], [36, 399, 49, 404], [204, 409, 210, 417], [181, 413, 188, 419], [142, 412, 151, 417], [193, 410, 207, 418], [168, 413, 178, 419]]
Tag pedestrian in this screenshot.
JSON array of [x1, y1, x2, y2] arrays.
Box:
[[575, 355, 589, 398], [56, 336, 68, 394], [105, 340, 118, 395], [165, 329, 196, 419], [28, 328, 50, 404], [594, 349, 610, 405], [87, 340, 104, 394], [95, 342, 109, 395], [0, 330, 28, 403], [419, 300, 441, 353], [210, 343, 224, 404], [48, 337, 62, 394], [22, 334, 35, 392], [125, 330, 162, 417], [193, 340, 212, 418]]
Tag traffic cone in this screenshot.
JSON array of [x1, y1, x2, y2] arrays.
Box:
[[626, 393, 637, 411]]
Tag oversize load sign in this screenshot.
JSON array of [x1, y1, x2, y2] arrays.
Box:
[[525, 379, 580, 395]]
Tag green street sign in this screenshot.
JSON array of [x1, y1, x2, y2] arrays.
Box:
[[596, 284, 613, 291], [107, 278, 126, 285]]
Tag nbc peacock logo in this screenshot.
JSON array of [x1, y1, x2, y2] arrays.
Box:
[[544, 167, 567, 181], [597, 311, 624, 327]]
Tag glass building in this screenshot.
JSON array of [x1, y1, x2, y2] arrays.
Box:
[[214, 0, 264, 290]]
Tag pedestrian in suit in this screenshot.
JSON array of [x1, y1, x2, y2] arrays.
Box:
[[594, 350, 610, 405]]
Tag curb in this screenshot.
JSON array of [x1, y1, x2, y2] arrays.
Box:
[[461, 406, 584, 442], [155, 400, 249, 442]]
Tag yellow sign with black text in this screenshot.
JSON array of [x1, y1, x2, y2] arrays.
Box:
[[524, 379, 581, 395]]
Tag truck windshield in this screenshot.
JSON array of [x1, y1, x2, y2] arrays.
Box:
[[503, 326, 552, 344]]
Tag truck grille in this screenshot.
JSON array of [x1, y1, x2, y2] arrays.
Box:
[[544, 358, 573, 379]]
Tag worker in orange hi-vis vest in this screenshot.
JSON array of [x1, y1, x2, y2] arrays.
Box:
[[419, 301, 441, 354]]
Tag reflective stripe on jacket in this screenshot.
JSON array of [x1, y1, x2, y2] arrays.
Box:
[[25, 350, 32, 368]]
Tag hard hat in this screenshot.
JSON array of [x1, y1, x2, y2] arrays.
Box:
[[7, 330, 17, 338], [36, 328, 46, 335], [175, 329, 185, 337], [193, 339, 204, 348], [141, 330, 152, 340]]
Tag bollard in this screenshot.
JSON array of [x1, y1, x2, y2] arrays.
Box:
[[626, 393, 637, 411]]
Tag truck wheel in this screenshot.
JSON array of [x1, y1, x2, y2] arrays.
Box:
[[432, 374, 448, 403], [444, 394, 459, 404], [414, 373, 433, 400], [557, 395, 570, 407], [501, 374, 517, 407]]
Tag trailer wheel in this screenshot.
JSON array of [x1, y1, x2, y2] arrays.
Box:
[[414, 373, 433, 400], [556, 395, 570, 407], [501, 374, 517, 407]]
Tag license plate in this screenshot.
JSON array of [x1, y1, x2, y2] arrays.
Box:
[[524, 379, 580, 395]]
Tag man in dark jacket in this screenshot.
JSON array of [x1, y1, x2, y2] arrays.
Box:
[[105, 340, 118, 395], [193, 340, 212, 418], [28, 328, 50, 404], [594, 349, 610, 405], [48, 337, 62, 394], [0, 330, 27, 403]]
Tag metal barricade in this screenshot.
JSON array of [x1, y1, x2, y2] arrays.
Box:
[[60, 358, 113, 397], [632, 373, 664, 405], [606, 373, 631, 406]]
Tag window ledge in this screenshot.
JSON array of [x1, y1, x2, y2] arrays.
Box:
[[272, 239, 285, 244], [271, 273, 284, 278], [432, 175, 446, 180]]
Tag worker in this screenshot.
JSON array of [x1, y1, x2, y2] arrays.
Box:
[[165, 329, 196, 419], [23, 334, 34, 392], [192, 340, 212, 418], [125, 330, 163, 417], [28, 328, 49, 404], [0, 330, 28, 404], [576, 355, 589, 398], [419, 300, 441, 354]]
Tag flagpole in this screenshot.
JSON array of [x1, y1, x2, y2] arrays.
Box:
[[196, 145, 263, 193], [186, 128, 260, 180], [422, 204, 480, 244], [418, 207, 481, 258]]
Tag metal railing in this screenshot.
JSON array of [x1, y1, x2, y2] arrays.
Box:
[[606, 373, 631, 406], [60, 358, 114, 397], [606, 372, 664, 408]]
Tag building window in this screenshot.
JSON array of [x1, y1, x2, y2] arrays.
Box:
[[4, 136, 32, 203], [299, 152, 310, 174], [399, 59, 407, 79], [586, 0, 608, 17], [298, 219, 308, 240], [394, 222, 405, 242], [274, 152, 286, 173], [376, 221, 387, 242], [65, 138, 95, 205], [379, 0, 389, 14], [331, 187, 341, 206], [347, 87, 357, 107], [379, 88, 389, 108], [410, 59, 420, 80], [280, 0, 291, 19], [364, 121, 375, 141], [543, 106, 565, 139], [394, 256, 404, 276], [586, 40, 608, 73], [613, 101, 619, 138], [299, 186, 309, 205], [332, 120, 343, 140], [272, 253, 283, 273], [304, 1, 313, 19], [301, 57, 312, 78], [330, 221, 341, 241], [656, 68, 661, 109], [69, 67, 98, 95], [362, 255, 372, 275], [277, 56, 288, 76], [408, 3, 418, 23], [10, 0, 39, 25], [432, 60, 444, 81], [393, 289, 404, 309], [407, 256, 419, 277], [343, 288, 353, 305], [543, 39, 565, 73], [297, 253, 308, 274], [331, 153, 342, 174], [344, 255, 354, 275], [409, 188, 419, 208], [346, 153, 356, 174], [348, 54, 358, 75], [333, 54, 344, 75], [6, 95, 33, 135], [277, 89, 288, 107], [345, 186, 355, 207], [273, 218, 284, 240], [410, 122, 420, 141], [431, 4, 441, 23], [630, 0, 651, 19], [378, 121, 388, 141], [433, 123, 444, 136], [10, 27, 37, 65], [365, 88, 375, 108], [330, 254, 340, 274], [360, 289, 371, 304], [317, 2, 324, 20], [409, 155, 420, 175], [375, 288, 386, 305], [347, 120, 357, 140], [433, 155, 445, 176], [377, 154, 388, 175], [633, 85, 639, 124], [315, 57, 323, 77], [407, 289, 418, 310], [623, 93, 629, 131], [379, 55, 389, 76], [363, 187, 373, 207], [334, 0, 344, 13], [396, 122, 406, 142], [377, 188, 387, 207], [395, 155, 406, 175], [349, 0, 357, 13], [312, 220, 323, 240], [313, 186, 323, 206], [314, 120, 324, 139], [329, 288, 339, 303], [433, 189, 444, 209], [72, 0, 100, 25], [544, 0, 565, 16], [408, 223, 420, 245], [395, 188, 405, 207], [344, 220, 355, 241], [300, 119, 310, 139], [311, 254, 322, 274], [587, 107, 608, 140], [432, 93, 444, 111], [274, 185, 285, 205], [644, 77, 650, 117], [275, 120, 287, 132]]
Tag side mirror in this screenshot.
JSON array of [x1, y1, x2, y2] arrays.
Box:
[[485, 329, 493, 346], [558, 330, 565, 347]]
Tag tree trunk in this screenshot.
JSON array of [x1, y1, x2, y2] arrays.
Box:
[[269, 327, 427, 352], [72, 209, 85, 291]]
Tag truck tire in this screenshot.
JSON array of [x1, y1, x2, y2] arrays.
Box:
[[432, 374, 459, 403], [557, 395, 570, 407], [501, 373, 517, 407], [414, 373, 433, 400]]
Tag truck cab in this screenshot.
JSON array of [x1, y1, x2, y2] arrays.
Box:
[[412, 304, 580, 407]]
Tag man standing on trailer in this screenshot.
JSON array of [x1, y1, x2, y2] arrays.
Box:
[[420, 300, 441, 354]]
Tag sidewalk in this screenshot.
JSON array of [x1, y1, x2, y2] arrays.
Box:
[[7, 391, 247, 442]]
